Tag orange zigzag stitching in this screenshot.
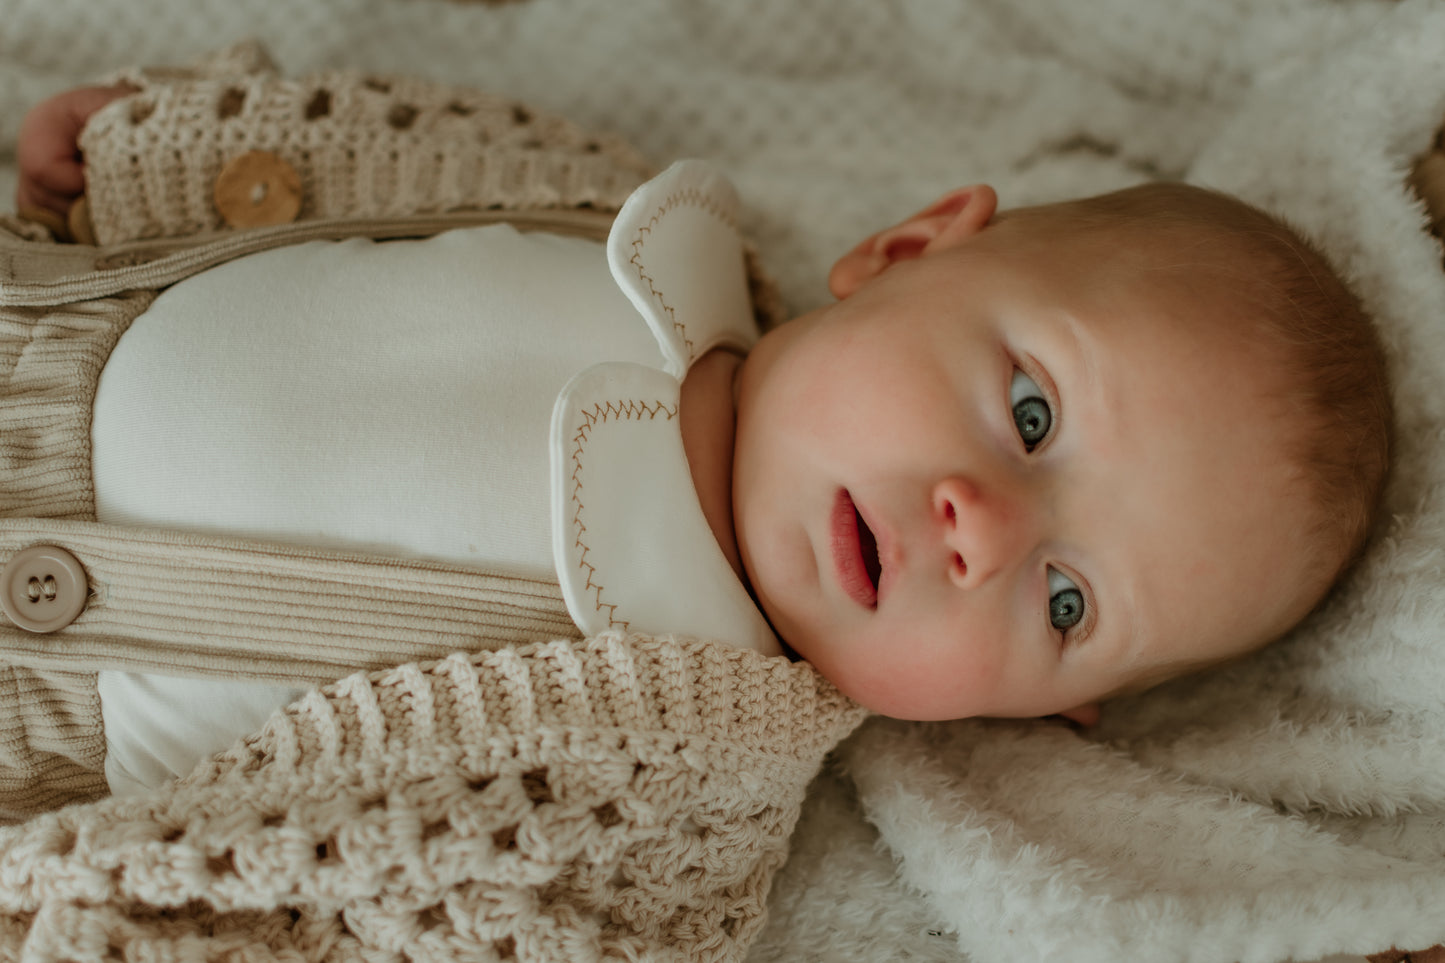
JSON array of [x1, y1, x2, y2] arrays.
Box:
[[626, 186, 739, 363], [568, 398, 679, 630]]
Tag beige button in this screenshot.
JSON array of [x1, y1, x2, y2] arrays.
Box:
[[1, 545, 88, 633], [214, 150, 303, 229]]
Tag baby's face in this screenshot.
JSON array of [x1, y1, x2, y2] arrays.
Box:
[[732, 196, 1321, 721]]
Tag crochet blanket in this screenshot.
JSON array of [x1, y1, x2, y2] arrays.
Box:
[[4, 1, 1445, 960]]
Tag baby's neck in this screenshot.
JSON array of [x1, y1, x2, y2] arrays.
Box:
[[679, 347, 746, 583]]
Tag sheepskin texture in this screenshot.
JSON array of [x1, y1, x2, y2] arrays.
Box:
[[3, 1, 1445, 960]]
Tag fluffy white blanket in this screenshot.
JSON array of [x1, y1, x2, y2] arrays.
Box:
[[3, 1, 1444, 960]]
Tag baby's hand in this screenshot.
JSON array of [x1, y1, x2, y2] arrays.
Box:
[[15, 85, 134, 221]]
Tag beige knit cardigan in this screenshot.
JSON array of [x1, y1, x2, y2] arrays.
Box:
[[0, 45, 859, 960]]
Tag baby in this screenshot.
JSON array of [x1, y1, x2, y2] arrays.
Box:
[[15, 81, 1391, 749]]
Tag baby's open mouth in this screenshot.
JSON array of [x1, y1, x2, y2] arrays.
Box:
[[832, 490, 882, 609]]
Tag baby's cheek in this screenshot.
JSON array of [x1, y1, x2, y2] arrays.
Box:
[[867, 630, 1007, 720]]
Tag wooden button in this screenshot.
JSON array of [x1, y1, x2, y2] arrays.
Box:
[[213, 150, 302, 229], [67, 195, 97, 246]]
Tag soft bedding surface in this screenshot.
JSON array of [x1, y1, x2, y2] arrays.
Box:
[[4, 1, 1445, 960]]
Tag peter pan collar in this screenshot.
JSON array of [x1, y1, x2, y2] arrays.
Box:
[[549, 161, 782, 656]]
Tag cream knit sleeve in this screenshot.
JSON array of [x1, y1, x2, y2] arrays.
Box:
[[77, 42, 654, 247], [0, 633, 866, 962]]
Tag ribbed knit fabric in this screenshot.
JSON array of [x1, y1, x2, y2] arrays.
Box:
[[0, 519, 579, 680], [0, 633, 867, 962], [81, 41, 655, 247], [0, 247, 153, 820], [0, 290, 149, 521], [0, 666, 105, 825]]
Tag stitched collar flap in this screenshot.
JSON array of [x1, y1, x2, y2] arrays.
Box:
[[605, 160, 759, 379], [550, 361, 781, 655]]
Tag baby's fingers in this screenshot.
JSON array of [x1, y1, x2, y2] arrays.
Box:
[[15, 85, 134, 215]]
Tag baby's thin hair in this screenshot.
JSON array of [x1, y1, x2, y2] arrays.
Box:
[[1033, 183, 1393, 594]]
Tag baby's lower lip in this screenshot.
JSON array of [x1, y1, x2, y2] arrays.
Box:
[[830, 489, 878, 609]]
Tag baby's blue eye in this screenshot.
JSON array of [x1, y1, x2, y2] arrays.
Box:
[[1009, 370, 1052, 451], [1047, 568, 1085, 632]]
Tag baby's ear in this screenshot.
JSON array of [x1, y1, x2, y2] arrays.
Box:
[[828, 185, 998, 299]]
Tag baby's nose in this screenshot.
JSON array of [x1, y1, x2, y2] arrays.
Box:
[[933, 476, 1033, 588]]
